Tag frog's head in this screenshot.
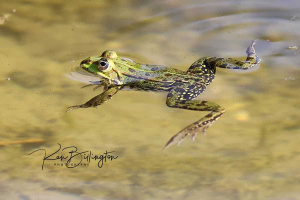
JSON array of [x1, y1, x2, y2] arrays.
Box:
[[80, 50, 123, 83]]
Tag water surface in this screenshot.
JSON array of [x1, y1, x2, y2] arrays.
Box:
[[0, 0, 299, 199]]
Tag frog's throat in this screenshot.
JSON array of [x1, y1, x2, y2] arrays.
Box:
[[96, 72, 111, 80]]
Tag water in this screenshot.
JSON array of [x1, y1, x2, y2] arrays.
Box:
[[0, 0, 299, 199]]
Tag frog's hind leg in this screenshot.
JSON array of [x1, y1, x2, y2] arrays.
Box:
[[165, 85, 225, 150], [187, 40, 259, 75], [211, 40, 259, 70]]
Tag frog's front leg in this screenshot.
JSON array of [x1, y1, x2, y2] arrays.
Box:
[[67, 86, 121, 112], [164, 85, 225, 150]]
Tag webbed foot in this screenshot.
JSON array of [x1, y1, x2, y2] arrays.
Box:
[[164, 111, 224, 150]]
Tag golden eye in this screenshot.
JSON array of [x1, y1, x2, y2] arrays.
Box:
[[97, 59, 110, 71]]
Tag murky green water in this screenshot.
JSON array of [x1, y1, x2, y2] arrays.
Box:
[[0, 0, 299, 199]]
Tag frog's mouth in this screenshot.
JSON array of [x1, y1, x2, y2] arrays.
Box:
[[80, 61, 111, 80]]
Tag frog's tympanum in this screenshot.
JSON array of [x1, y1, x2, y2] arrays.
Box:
[[68, 41, 259, 150]]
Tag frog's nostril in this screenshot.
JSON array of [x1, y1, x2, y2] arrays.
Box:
[[80, 60, 91, 71], [80, 60, 87, 65], [80, 59, 92, 66]]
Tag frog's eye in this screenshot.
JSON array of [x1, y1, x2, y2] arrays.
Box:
[[97, 59, 110, 71]]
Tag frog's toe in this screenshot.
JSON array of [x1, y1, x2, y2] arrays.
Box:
[[164, 129, 189, 150], [66, 104, 88, 112], [191, 122, 209, 139], [192, 132, 197, 141], [203, 123, 212, 135], [164, 126, 201, 150], [66, 105, 81, 112]]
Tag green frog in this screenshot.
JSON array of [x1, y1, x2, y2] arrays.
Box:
[[68, 40, 259, 150]]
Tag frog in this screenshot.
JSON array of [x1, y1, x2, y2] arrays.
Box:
[[67, 40, 259, 150]]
